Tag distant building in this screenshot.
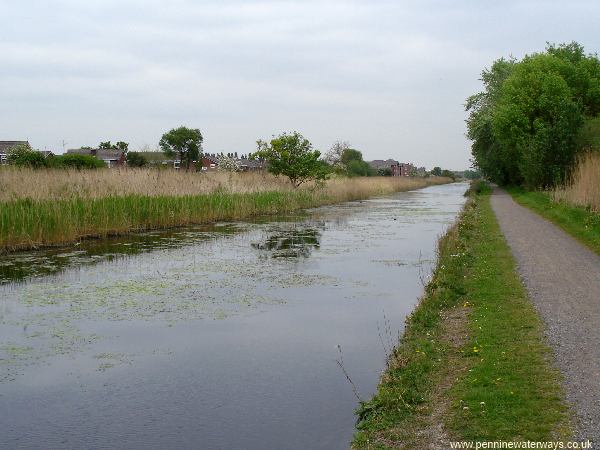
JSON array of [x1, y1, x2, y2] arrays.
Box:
[[0, 141, 30, 165], [368, 159, 414, 176], [66, 148, 126, 168]]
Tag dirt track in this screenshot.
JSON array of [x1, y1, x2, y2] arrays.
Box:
[[491, 189, 600, 446]]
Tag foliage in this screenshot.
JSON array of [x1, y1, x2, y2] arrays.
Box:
[[7, 144, 47, 168], [339, 148, 376, 177], [99, 141, 129, 152], [159, 126, 203, 171], [49, 154, 107, 169], [126, 151, 148, 167], [253, 131, 329, 187], [217, 154, 241, 172], [462, 169, 481, 180], [441, 169, 456, 180], [430, 166, 442, 176], [325, 140, 351, 167], [467, 42, 600, 188]]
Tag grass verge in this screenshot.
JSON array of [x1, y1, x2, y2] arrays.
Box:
[[353, 184, 569, 448], [509, 188, 600, 256]]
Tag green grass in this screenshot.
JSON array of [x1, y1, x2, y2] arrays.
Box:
[[509, 188, 600, 256], [447, 190, 568, 440], [353, 188, 569, 448]]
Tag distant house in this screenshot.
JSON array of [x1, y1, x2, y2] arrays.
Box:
[[238, 157, 265, 171], [66, 148, 126, 168], [201, 154, 219, 170], [368, 159, 414, 176], [0, 141, 30, 165]]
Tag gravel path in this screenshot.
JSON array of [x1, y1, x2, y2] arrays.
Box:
[[491, 188, 600, 447]]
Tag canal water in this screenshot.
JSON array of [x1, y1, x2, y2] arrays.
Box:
[[0, 182, 468, 449]]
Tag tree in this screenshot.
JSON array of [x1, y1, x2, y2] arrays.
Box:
[[441, 169, 456, 180], [339, 148, 375, 177], [99, 140, 129, 152], [115, 141, 129, 152], [253, 131, 329, 187], [126, 151, 147, 167], [325, 140, 351, 166], [7, 143, 47, 168], [466, 42, 600, 188], [431, 166, 442, 176], [217, 154, 241, 172], [159, 126, 203, 171]]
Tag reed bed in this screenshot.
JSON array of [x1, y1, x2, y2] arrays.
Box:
[[552, 152, 600, 212], [0, 168, 449, 252]]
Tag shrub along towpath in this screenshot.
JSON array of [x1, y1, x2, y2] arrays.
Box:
[[491, 188, 600, 445], [353, 185, 571, 448]]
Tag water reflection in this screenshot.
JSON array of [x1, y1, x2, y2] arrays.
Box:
[[0, 223, 242, 285], [251, 224, 323, 258]]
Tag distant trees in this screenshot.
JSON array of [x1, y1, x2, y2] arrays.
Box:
[[253, 131, 329, 187], [340, 148, 376, 177], [99, 141, 129, 152], [467, 42, 600, 188], [430, 167, 442, 176], [159, 127, 203, 171], [126, 151, 148, 167], [441, 169, 456, 180], [325, 140, 351, 167]]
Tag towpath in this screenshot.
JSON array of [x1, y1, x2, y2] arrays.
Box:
[[490, 188, 600, 446]]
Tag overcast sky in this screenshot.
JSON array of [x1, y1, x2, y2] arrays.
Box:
[[1, 0, 599, 169]]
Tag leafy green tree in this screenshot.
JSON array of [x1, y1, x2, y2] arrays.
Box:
[[340, 148, 363, 165], [7, 143, 47, 168], [99, 141, 112, 149], [126, 151, 148, 167], [159, 126, 203, 171], [430, 166, 442, 176], [253, 131, 329, 187], [338, 148, 376, 177], [467, 42, 600, 188]]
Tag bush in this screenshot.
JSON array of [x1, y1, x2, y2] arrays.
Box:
[[126, 152, 148, 168], [48, 154, 107, 169], [7, 145, 48, 168]]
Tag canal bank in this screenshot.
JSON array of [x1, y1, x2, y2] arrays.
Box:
[[353, 183, 570, 448]]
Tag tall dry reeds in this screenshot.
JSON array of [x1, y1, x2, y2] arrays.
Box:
[[553, 153, 600, 212], [0, 168, 450, 252], [0, 168, 293, 201]]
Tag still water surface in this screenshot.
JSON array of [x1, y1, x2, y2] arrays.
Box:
[[0, 182, 467, 449]]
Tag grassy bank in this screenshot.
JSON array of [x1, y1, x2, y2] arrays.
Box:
[[509, 189, 600, 256], [0, 168, 449, 252], [353, 184, 568, 448]]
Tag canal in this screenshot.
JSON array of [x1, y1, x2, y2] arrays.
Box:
[[0, 182, 468, 449]]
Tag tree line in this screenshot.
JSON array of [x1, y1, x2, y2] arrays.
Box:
[[467, 42, 600, 188]]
